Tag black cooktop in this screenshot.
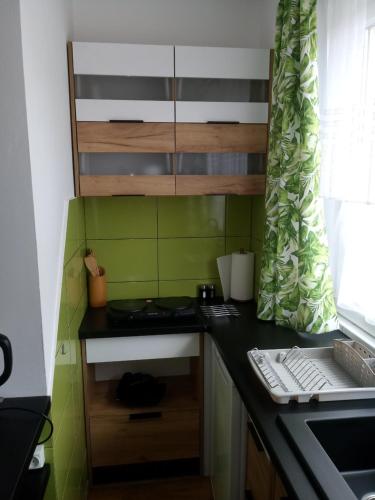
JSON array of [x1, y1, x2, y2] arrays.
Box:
[[107, 296, 197, 324]]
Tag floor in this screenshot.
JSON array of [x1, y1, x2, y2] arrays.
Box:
[[88, 476, 213, 500]]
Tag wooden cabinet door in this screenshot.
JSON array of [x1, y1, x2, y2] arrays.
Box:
[[246, 420, 274, 500]]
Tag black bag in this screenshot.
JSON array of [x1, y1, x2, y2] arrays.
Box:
[[116, 372, 166, 407]]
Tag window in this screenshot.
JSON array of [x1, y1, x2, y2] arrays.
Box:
[[318, 2, 375, 336]]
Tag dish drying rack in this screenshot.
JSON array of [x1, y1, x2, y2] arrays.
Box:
[[248, 340, 375, 403]]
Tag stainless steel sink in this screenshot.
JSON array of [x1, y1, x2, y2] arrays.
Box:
[[278, 409, 375, 500]]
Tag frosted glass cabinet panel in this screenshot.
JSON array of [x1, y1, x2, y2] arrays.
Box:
[[76, 75, 173, 101], [79, 153, 173, 176], [176, 153, 266, 175], [176, 78, 268, 103]]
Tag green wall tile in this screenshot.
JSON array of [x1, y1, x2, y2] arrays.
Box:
[[65, 198, 85, 264], [251, 195, 265, 244], [158, 238, 225, 280], [107, 281, 158, 300], [65, 249, 85, 326], [158, 196, 225, 238], [159, 278, 222, 298], [53, 392, 75, 499], [43, 448, 56, 500], [87, 239, 157, 282], [85, 197, 157, 239], [226, 237, 251, 254], [51, 342, 72, 436], [226, 196, 252, 237]]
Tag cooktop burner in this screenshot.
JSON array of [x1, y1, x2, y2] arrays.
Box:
[[107, 296, 197, 324]]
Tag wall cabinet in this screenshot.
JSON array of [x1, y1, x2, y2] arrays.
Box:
[[68, 42, 271, 196], [81, 333, 203, 482]]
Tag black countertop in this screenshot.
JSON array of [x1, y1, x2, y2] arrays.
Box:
[[0, 396, 50, 500], [79, 300, 374, 500]]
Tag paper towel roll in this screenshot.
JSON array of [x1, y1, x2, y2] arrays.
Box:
[[230, 251, 254, 301]]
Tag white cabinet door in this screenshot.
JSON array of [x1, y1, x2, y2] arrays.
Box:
[[175, 46, 270, 80], [210, 343, 246, 500], [73, 42, 174, 77]]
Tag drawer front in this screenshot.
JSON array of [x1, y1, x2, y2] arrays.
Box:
[[90, 410, 200, 466], [75, 100, 174, 123], [73, 42, 174, 77], [175, 102, 268, 124], [176, 123, 268, 153], [77, 122, 175, 153], [175, 46, 270, 80], [85, 333, 200, 363]]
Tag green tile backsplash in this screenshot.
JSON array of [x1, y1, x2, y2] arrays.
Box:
[[85, 195, 259, 299], [44, 193, 265, 500]]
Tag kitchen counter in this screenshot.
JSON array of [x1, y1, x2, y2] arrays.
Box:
[[0, 396, 51, 500], [79, 300, 374, 500]]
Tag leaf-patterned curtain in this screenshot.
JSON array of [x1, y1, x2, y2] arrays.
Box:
[[257, 0, 338, 333]]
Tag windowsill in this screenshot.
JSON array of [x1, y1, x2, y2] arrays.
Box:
[[338, 314, 375, 352]]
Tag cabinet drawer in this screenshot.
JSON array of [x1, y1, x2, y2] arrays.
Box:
[[176, 123, 268, 153], [90, 409, 200, 466], [176, 102, 268, 124], [77, 122, 175, 153], [73, 42, 174, 77], [85, 334, 200, 363], [76, 100, 174, 123]]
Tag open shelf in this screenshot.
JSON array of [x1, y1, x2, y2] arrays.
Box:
[[87, 373, 199, 417]]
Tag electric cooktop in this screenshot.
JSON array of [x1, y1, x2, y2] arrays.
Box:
[[107, 296, 198, 324]]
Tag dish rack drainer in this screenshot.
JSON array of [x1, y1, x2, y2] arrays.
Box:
[[248, 340, 375, 403]]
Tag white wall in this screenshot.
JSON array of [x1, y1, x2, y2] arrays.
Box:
[[0, 0, 47, 397], [19, 0, 75, 394], [72, 0, 277, 48]]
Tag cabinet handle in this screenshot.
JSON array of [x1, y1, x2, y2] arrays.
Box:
[[206, 121, 240, 124], [247, 420, 264, 453], [129, 411, 162, 421], [109, 119, 144, 123]]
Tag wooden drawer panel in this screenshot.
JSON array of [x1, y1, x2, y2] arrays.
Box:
[[175, 102, 268, 124], [176, 175, 265, 195], [90, 409, 200, 466], [76, 100, 174, 123], [77, 122, 175, 153], [175, 124, 267, 153], [79, 175, 175, 196]]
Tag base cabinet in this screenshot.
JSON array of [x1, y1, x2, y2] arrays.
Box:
[[246, 419, 288, 500], [81, 334, 203, 481]]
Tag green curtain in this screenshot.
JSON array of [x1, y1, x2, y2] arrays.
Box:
[[257, 0, 338, 333]]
